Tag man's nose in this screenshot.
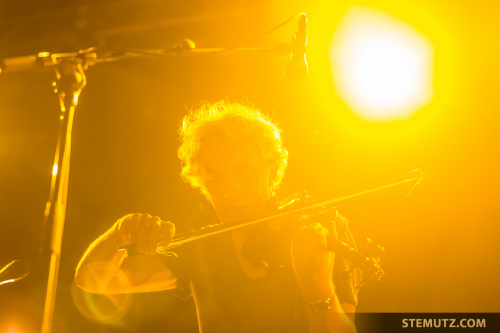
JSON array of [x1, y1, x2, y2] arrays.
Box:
[[222, 173, 242, 201]]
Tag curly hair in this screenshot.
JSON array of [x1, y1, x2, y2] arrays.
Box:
[[178, 100, 288, 197]]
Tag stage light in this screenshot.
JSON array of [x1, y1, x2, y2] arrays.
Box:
[[330, 6, 434, 121]]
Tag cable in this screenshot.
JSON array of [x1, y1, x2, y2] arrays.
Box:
[[74, 12, 305, 59], [202, 12, 304, 56]]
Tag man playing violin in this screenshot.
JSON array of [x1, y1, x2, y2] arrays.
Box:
[[75, 101, 359, 333]]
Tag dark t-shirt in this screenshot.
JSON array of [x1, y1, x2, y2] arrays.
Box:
[[160, 223, 360, 333]]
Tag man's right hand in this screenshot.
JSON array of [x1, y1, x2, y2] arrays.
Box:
[[114, 213, 175, 255]]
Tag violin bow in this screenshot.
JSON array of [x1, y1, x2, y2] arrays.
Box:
[[121, 169, 424, 253]]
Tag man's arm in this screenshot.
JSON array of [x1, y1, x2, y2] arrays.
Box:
[[341, 303, 356, 324], [75, 213, 177, 294], [291, 220, 357, 333]]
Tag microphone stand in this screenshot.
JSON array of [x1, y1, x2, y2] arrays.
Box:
[[40, 59, 86, 333]]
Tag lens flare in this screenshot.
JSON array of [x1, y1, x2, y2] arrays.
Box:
[[330, 6, 434, 121], [71, 262, 132, 324]]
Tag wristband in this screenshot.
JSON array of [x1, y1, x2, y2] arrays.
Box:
[[306, 297, 333, 312]]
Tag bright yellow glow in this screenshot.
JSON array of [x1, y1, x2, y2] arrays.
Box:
[[330, 6, 434, 121], [5, 326, 22, 333], [52, 164, 58, 176]]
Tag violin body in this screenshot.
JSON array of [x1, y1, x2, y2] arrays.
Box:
[[240, 189, 318, 269], [240, 189, 385, 285]]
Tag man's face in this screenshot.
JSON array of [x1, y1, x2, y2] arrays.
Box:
[[197, 133, 273, 223]]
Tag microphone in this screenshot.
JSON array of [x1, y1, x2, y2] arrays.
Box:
[[284, 13, 309, 81]]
